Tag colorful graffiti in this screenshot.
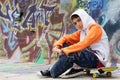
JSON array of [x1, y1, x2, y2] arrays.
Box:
[[0, 0, 65, 63], [0, 0, 120, 66]]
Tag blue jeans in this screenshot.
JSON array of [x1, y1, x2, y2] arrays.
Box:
[[50, 43, 99, 78]]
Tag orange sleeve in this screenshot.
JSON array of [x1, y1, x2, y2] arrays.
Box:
[[54, 30, 80, 47], [62, 24, 102, 55]]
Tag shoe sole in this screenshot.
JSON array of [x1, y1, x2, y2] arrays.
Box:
[[60, 71, 84, 78], [36, 72, 51, 78]]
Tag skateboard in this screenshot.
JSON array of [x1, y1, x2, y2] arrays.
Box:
[[84, 67, 118, 78], [61, 67, 118, 78]]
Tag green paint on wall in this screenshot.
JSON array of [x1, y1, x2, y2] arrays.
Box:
[[35, 53, 44, 64]]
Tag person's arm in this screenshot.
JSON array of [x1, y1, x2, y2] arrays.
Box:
[[62, 24, 102, 55], [53, 30, 80, 48]]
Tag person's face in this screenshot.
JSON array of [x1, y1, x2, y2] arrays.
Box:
[[72, 17, 83, 30]]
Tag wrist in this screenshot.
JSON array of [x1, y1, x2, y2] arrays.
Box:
[[55, 46, 61, 49], [61, 49, 65, 54]]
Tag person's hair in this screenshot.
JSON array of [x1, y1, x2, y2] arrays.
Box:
[[71, 14, 79, 20]]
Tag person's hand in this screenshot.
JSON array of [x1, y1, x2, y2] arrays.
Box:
[[53, 46, 64, 56], [53, 46, 62, 53]]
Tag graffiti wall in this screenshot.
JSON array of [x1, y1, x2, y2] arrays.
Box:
[[0, 0, 120, 66]]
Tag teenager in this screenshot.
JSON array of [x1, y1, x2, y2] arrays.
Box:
[[39, 9, 109, 78]]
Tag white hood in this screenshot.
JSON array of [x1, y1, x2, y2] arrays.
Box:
[[70, 9, 95, 30]]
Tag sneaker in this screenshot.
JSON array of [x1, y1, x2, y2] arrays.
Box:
[[65, 68, 84, 75], [37, 70, 51, 77], [61, 68, 84, 78]]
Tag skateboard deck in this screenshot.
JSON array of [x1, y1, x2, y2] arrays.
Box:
[[84, 67, 118, 78], [61, 67, 118, 78]]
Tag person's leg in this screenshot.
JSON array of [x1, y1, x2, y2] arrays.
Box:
[[58, 43, 82, 76], [50, 43, 74, 78], [64, 49, 100, 76], [50, 54, 73, 78], [39, 43, 72, 78], [64, 50, 99, 77], [62, 43, 81, 69], [74, 49, 99, 68]]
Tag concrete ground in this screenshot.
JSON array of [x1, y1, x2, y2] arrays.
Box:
[[0, 59, 120, 80]]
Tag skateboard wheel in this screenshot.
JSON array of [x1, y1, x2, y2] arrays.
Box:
[[93, 73, 99, 78], [106, 72, 112, 77]]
